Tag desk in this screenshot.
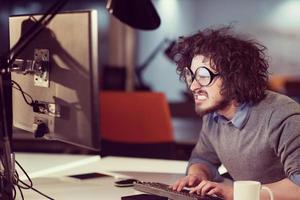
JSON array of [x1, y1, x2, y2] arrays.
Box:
[[15, 153, 188, 200]]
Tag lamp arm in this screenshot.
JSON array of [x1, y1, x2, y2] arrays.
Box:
[[0, 1, 68, 198], [7, 0, 68, 69]]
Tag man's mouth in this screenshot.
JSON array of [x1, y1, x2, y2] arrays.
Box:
[[193, 91, 208, 101], [195, 94, 207, 100]]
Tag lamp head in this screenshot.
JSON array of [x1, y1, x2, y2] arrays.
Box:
[[106, 0, 161, 30]]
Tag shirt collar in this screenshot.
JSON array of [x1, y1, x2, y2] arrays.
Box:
[[212, 103, 251, 129]]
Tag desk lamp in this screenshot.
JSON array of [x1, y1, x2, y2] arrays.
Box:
[[106, 0, 160, 30]]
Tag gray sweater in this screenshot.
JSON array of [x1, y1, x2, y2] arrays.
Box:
[[189, 91, 300, 184]]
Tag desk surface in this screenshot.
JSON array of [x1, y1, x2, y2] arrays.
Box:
[[15, 153, 188, 177], [15, 153, 188, 200]]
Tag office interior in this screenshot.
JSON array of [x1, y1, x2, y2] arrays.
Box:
[[2, 0, 300, 159], [1, 0, 300, 199]]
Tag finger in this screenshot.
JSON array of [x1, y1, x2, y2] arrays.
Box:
[[170, 180, 180, 190], [188, 186, 196, 194], [207, 187, 221, 196], [201, 182, 217, 196], [177, 180, 188, 192], [172, 178, 186, 191], [173, 178, 187, 190], [188, 176, 199, 187], [189, 180, 207, 194]]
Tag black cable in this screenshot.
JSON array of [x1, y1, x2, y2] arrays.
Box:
[[12, 85, 32, 105], [15, 171, 31, 190], [15, 184, 24, 200], [18, 180, 54, 200], [1, 0, 67, 199], [13, 166, 26, 199], [13, 184, 18, 200], [0, 156, 17, 199], [15, 160, 33, 189], [11, 80, 33, 106], [15, 160, 54, 200], [0, 75, 14, 199]]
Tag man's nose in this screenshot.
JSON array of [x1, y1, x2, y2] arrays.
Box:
[[189, 79, 201, 91]]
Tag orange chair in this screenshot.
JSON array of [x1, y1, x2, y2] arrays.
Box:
[[268, 75, 300, 98], [99, 91, 176, 159]]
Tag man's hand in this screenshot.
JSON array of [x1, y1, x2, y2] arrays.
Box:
[[189, 180, 233, 200], [170, 174, 204, 192], [171, 163, 212, 192]]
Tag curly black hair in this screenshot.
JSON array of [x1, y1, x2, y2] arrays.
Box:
[[170, 26, 269, 104]]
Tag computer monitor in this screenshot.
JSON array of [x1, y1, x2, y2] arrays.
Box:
[[9, 10, 100, 151]]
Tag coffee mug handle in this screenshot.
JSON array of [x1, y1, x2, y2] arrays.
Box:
[[261, 186, 274, 200]]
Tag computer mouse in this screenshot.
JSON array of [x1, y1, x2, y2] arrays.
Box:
[[114, 178, 139, 187]]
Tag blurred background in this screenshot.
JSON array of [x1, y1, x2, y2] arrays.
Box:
[[2, 0, 300, 159]]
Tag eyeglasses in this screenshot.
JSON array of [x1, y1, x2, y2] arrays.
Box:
[[183, 66, 220, 88]]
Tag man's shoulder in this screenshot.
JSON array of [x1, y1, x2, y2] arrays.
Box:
[[256, 90, 299, 108], [253, 90, 300, 116]]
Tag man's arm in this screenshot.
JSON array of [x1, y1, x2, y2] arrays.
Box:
[[265, 104, 300, 199], [262, 178, 300, 200], [186, 177, 300, 200]]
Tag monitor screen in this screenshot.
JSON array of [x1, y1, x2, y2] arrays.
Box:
[[9, 10, 100, 151]]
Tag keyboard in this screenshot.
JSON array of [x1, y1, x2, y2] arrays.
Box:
[[134, 181, 223, 200]]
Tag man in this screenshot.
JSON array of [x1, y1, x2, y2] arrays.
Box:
[[170, 26, 300, 200]]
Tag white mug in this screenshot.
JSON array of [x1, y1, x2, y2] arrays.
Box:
[[234, 181, 274, 200]]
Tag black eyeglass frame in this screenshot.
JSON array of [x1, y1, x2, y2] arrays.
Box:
[[183, 66, 220, 87]]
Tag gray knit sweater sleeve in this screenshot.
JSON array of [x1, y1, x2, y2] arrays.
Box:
[[188, 116, 222, 180], [267, 101, 300, 177]]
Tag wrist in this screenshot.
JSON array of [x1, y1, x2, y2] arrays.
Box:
[[187, 172, 209, 181], [188, 163, 212, 180]]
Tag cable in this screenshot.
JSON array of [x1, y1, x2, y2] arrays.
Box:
[[18, 180, 54, 200], [15, 160, 54, 200], [1, 0, 67, 198], [11, 80, 33, 106], [13, 184, 18, 200], [1, 92, 51, 199], [16, 184, 24, 200], [15, 160, 32, 189], [15, 171, 31, 190]]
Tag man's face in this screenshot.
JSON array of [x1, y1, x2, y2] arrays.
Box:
[[189, 55, 229, 116]]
